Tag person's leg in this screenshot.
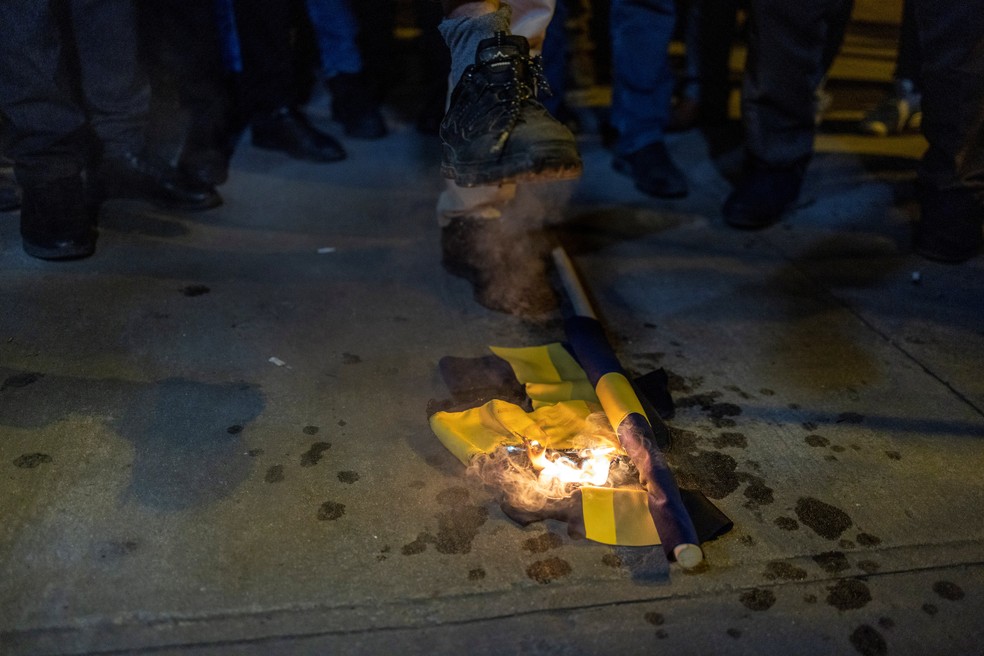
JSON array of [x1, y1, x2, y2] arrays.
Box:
[[724, 0, 850, 229], [0, 0, 95, 259], [609, 0, 686, 198], [305, 0, 387, 139], [859, 0, 922, 136], [233, 0, 347, 162], [911, 0, 984, 262]]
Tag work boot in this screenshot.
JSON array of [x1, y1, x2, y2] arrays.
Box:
[[612, 141, 688, 199], [441, 216, 557, 318], [440, 32, 582, 187], [913, 187, 983, 263], [251, 106, 346, 162], [98, 151, 222, 212], [20, 174, 96, 261], [723, 158, 808, 230], [328, 72, 387, 139]]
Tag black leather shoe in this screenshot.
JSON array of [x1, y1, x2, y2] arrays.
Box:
[[99, 152, 222, 212], [913, 187, 983, 263], [723, 159, 807, 229], [20, 175, 96, 261], [328, 72, 387, 139], [612, 141, 688, 199], [251, 107, 346, 162]]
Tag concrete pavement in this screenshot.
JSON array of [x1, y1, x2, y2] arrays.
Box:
[[2, 36, 983, 656]]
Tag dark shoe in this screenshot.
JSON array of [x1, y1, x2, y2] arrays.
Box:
[[723, 160, 807, 230], [913, 187, 983, 263], [328, 72, 387, 139], [0, 166, 20, 212], [859, 79, 921, 137], [251, 107, 346, 162], [98, 152, 222, 212], [440, 32, 582, 187], [20, 175, 96, 260], [441, 217, 557, 318], [612, 142, 688, 199], [180, 147, 230, 187]]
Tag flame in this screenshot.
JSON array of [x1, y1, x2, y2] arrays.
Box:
[[524, 439, 615, 488]]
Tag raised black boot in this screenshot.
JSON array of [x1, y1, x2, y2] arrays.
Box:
[[440, 32, 582, 187]]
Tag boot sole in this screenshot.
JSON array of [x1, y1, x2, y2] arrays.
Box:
[[23, 238, 95, 261], [442, 143, 582, 187]]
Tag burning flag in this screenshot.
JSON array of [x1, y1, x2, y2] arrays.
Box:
[[429, 248, 731, 569]]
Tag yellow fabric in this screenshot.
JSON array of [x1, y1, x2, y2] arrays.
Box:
[[581, 486, 661, 546], [430, 399, 615, 466], [596, 371, 650, 430], [490, 344, 599, 408], [429, 345, 661, 547]]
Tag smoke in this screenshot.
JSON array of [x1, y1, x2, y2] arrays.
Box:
[[465, 412, 640, 514]]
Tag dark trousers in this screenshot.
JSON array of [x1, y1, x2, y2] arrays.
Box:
[[0, 0, 148, 184], [740, 0, 852, 167], [913, 0, 984, 196]]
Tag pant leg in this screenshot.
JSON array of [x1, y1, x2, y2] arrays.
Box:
[[913, 0, 984, 195], [232, 0, 295, 117], [741, 0, 849, 166], [304, 0, 364, 79], [610, 0, 677, 156], [895, 0, 921, 86], [70, 0, 150, 158], [0, 1, 89, 183]]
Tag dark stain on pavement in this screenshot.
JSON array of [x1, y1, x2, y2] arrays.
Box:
[[181, 284, 210, 297], [850, 625, 887, 656], [856, 533, 882, 547], [727, 628, 742, 639], [1, 372, 44, 391], [96, 540, 138, 560], [602, 553, 623, 568], [741, 475, 774, 508], [468, 568, 486, 581], [711, 432, 747, 449], [436, 486, 471, 506], [644, 612, 664, 625], [878, 617, 894, 629], [337, 471, 360, 484], [265, 465, 284, 483], [117, 378, 262, 510], [831, 445, 846, 453], [227, 424, 243, 434], [858, 560, 880, 574], [669, 427, 772, 506], [837, 412, 864, 424], [922, 603, 938, 615], [775, 517, 799, 531], [764, 561, 807, 581], [434, 504, 488, 554], [337, 419, 347, 427], [317, 501, 346, 521], [526, 557, 572, 583], [300, 442, 332, 467], [401, 532, 433, 555], [303, 425, 319, 435], [885, 450, 902, 461], [13, 453, 52, 469], [933, 580, 964, 601], [805, 434, 830, 447], [342, 353, 362, 364], [813, 551, 850, 574], [523, 531, 564, 553], [827, 578, 872, 611], [795, 497, 853, 539], [739, 588, 776, 611]]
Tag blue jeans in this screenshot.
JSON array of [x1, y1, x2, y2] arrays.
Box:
[[610, 0, 678, 156], [305, 0, 364, 79]]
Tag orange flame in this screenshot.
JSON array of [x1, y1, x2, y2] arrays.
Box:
[[524, 439, 615, 488]]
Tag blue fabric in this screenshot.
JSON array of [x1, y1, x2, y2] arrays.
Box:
[[610, 0, 677, 156], [562, 316, 624, 384], [304, 0, 363, 78], [214, 0, 242, 73]]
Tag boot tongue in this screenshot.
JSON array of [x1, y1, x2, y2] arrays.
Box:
[[475, 32, 529, 67]]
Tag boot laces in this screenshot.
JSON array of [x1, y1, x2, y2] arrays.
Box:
[[489, 44, 552, 155]]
